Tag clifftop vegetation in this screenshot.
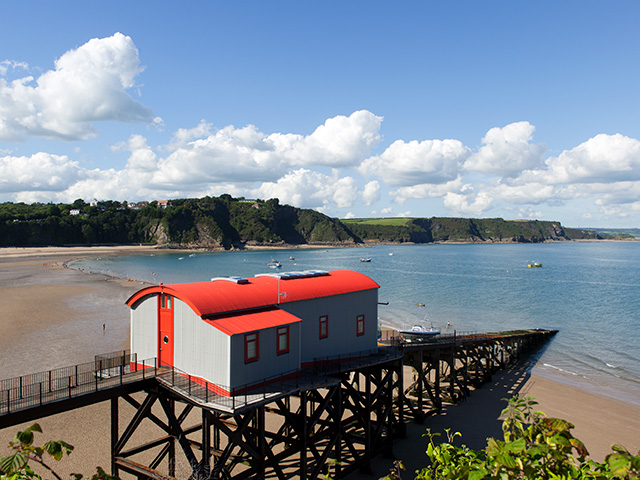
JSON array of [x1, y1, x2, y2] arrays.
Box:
[[0, 195, 615, 248]]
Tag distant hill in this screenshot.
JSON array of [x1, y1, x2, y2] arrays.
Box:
[[590, 228, 639, 239], [0, 196, 616, 248], [343, 217, 603, 243]]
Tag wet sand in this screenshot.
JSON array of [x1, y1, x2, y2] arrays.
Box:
[[1, 247, 639, 478]]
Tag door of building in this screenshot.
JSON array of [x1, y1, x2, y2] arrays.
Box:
[[158, 293, 174, 368]]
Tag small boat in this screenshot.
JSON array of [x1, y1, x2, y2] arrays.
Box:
[[528, 262, 542, 268], [189, 253, 197, 257], [288, 257, 295, 261], [360, 257, 371, 262], [399, 324, 441, 342], [416, 303, 425, 307], [268, 260, 282, 269]]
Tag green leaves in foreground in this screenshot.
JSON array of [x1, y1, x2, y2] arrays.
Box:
[[0, 424, 117, 480], [406, 396, 640, 480]]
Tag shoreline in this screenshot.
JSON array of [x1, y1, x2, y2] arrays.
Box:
[[1, 234, 636, 260], [1, 246, 639, 473]]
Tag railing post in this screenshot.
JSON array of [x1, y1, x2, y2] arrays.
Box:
[[68, 376, 72, 397], [39, 382, 42, 406], [75, 365, 78, 388], [142, 359, 146, 379], [188, 375, 192, 395], [19, 376, 22, 399], [6, 389, 10, 414], [205, 381, 209, 403], [172, 367, 175, 385], [48, 370, 52, 393]]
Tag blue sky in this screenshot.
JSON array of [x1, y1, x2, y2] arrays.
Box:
[[1, 2, 639, 227]]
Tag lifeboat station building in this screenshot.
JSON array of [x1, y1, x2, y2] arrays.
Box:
[[125, 270, 380, 396]]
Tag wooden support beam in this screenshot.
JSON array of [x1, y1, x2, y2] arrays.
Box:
[[158, 395, 200, 478], [201, 409, 211, 478], [110, 398, 118, 477], [115, 392, 157, 454]]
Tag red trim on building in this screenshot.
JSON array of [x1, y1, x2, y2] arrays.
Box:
[[244, 332, 259, 363], [231, 370, 300, 396], [277, 326, 290, 355], [356, 314, 365, 336], [169, 369, 301, 397], [319, 315, 328, 339], [301, 353, 370, 369]]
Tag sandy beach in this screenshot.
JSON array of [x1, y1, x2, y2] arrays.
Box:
[[1, 246, 639, 478]]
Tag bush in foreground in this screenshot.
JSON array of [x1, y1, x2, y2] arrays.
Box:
[[0, 424, 116, 480], [385, 396, 639, 480], [2, 397, 638, 479]]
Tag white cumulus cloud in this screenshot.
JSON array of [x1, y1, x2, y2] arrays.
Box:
[[253, 168, 359, 210], [0, 33, 156, 141], [0, 153, 82, 194], [518, 133, 640, 185], [361, 181, 380, 206], [464, 121, 546, 177], [268, 110, 383, 167], [359, 138, 469, 186]]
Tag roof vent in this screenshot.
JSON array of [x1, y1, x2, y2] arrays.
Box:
[[210, 276, 249, 284], [255, 270, 329, 280]]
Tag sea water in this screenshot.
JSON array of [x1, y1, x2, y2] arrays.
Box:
[[71, 242, 640, 405]]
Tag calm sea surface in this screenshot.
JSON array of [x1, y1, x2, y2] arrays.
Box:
[[72, 242, 640, 405]]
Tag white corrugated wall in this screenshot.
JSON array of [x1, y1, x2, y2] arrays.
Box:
[[130, 295, 158, 362], [281, 289, 378, 363], [173, 298, 230, 388], [229, 322, 301, 389]]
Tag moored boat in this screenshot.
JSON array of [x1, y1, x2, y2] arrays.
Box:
[[399, 324, 440, 342], [528, 262, 542, 267]]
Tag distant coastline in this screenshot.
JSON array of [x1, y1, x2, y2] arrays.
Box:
[[2, 195, 633, 249], [1, 234, 637, 260]]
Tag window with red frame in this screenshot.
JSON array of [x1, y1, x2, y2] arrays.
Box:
[[319, 315, 328, 339], [277, 326, 290, 354], [245, 332, 259, 363], [356, 315, 365, 336]]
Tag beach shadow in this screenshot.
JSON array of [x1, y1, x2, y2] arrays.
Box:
[[348, 358, 537, 479]]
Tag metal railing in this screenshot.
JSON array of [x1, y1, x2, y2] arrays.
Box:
[[0, 352, 158, 415], [157, 365, 340, 412], [379, 330, 482, 348], [311, 347, 403, 376]]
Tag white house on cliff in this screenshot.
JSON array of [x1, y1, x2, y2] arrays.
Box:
[[125, 270, 380, 396]]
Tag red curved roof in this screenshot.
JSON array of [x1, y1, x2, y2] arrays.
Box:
[[125, 270, 379, 317]]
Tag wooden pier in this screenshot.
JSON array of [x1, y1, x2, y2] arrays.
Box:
[[0, 328, 556, 479]]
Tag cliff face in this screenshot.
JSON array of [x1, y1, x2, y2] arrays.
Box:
[[345, 217, 590, 245]]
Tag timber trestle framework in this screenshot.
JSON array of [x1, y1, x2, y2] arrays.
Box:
[[108, 329, 555, 480], [0, 329, 556, 479]]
